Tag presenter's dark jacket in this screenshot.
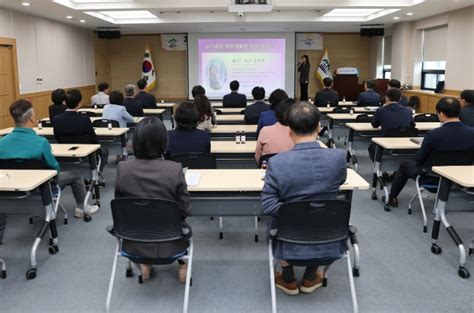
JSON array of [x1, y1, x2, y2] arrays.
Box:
[[262, 141, 347, 260], [167, 129, 211, 157], [49, 104, 66, 120], [52, 110, 99, 144], [357, 89, 381, 107], [314, 88, 339, 107], [460, 104, 474, 127], [257, 110, 277, 137], [245, 101, 270, 124], [223, 91, 247, 108], [123, 97, 144, 117], [115, 158, 190, 258], [135, 91, 157, 109], [415, 121, 474, 166], [298, 63, 310, 83], [371, 102, 415, 135]]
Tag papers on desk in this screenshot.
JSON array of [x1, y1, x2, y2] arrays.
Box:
[[185, 172, 201, 187]]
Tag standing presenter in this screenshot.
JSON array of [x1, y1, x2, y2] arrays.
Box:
[[297, 55, 310, 101]]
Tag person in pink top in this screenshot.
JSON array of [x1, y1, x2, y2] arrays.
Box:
[[255, 98, 296, 165]]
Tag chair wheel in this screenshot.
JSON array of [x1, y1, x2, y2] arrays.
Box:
[[254, 234, 259, 243], [190, 277, 193, 286], [384, 204, 390, 212], [138, 275, 143, 284], [1, 270, 6, 279], [48, 246, 57, 255], [83, 214, 92, 222], [219, 232, 223, 240], [458, 267, 470, 279], [408, 209, 412, 215], [371, 192, 377, 200], [352, 268, 360, 277], [431, 244, 442, 255], [322, 277, 328, 287], [423, 226, 427, 233], [469, 248, 473, 256], [210, 217, 214, 220], [64, 218, 68, 225], [257, 217, 261, 222], [29, 217, 33, 224], [126, 268, 133, 278], [25, 268, 37, 280]]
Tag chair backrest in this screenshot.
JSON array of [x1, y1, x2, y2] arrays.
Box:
[[0, 158, 47, 169], [168, 153, 216, 169], [214, 109, 223, 115], [355, 113, 374, 123], [240, 109, 245, 115], [424, 150, 474, 169], [259, 153, 277, 168], [384, 126, 419, 138], [244, 115, 260, 125], [110, 198, 184, 242], [79, 111, 97, 117], [414, 113, 439, 123], [407, 96, 420, 109], [276, 200, 351, 244], [332, 107, 350, 114], [92, 119, 120, 128], [39, 119, 53, 128]]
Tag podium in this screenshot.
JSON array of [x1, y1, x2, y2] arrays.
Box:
[[333, 75, 359, 101]]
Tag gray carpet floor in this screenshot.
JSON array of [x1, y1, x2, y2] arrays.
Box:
[[0, 133, 473, 313]]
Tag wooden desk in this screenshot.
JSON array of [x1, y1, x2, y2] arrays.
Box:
[[211, 102, 252, 108], [210, 125, 257, 140], [371, 137, 421, 150], [430, 166, 474, 278], [319, 107, 377, 114], [0, 169, 57, 279], [216, 108, 245, 114], [326, 113, 363, 148], [78, 108, 165, 118], [42, 117, 144, 124], [216, 114, 245, 124]]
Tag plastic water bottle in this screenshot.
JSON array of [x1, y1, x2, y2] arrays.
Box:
[[235, 131, 241, 144], [161, 99, 164, 104], [107, 122, 112, 130], [343, 97, 346, 103], [241, 131, 246, 144], [38, 121, 43, 129], [93, 104, 97, 109], [327, 101, 330, 108], [350, 108, 354, 115]]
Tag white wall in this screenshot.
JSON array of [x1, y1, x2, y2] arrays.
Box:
[[0, 8, 95, 94], [382, 5, 474, 91]]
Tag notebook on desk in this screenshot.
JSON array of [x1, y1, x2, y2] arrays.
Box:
[[410, 138, 424, 145], [185, 172, 201, 187]]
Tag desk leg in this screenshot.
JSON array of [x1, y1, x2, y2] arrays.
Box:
[[430, 178, 470, 278], [26, 181, 57, 280], [346, 129, 358, 171], [328, 119, 335, 148], [120, 134, 128, 160], [82, 153, 99, 222]]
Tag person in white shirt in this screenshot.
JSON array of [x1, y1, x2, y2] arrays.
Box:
[[91, 82, 110, 107], [102, 90, 134, 128]]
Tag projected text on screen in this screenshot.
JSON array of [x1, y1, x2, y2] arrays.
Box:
[[198, 38, 286, 98]]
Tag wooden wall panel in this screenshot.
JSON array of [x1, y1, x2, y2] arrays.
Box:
[[93, 36, 111, 90], [296, 33, 371, 100], [403, 89, 460, 114]]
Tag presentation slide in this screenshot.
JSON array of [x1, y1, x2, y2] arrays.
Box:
[[188, 33, 295, 100], [198, 38, 286, 98]]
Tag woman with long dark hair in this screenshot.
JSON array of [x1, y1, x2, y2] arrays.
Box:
[[297, 55, 310, 101]]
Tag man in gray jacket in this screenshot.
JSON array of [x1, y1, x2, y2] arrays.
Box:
[[262, 102, 347, 296]]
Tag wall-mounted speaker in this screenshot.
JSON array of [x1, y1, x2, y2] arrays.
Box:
[[360, 26, 384, 37], [97, 30, 121, 39]]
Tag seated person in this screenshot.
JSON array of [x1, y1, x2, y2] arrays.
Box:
[[115, 117, 190, 281], [103, 90, 134, 127], [459, 89, 474, 127], [167, 102, 211, 156], [357, 80, 380, 107], [262, 102, 347, 295], [223, 80, 247, 108], [52, 89, 109, 172], [91, 82, 110, 107], [314, 78, 339, 107], [0, 99, 98, 218], [382, 79, 408, 107], [257, 89, 288, 136], [368, 88, 415, 161], [255, 98, 295, 164], [245, 86, 270, 124], [122, 84, 144, 117], [49, 88, 66, 119], [135, 79, 157, 109], [191, 85, 206, 98], [194, 94, 216, 131], [387, 97, 474, 207]]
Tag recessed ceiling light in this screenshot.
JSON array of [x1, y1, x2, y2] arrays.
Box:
[[325, 9, 383, 17], [406, 12, 414, 16], [393, 16, 400, 20], [99, 10, 156, 19], [22, 2, 30, 6], [80, 19, 86, 23], [66, 15, 73, 19]]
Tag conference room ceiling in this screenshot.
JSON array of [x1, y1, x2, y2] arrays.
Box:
[[0, 0, 473, 33]]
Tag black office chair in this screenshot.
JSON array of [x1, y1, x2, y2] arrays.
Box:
[[168, 153, 216, 169], [79, 111, 97, 117], [408, 150, 474, 233], [105, 198, 193, 313], [354, 114, 373, 123], [92, 119, 120, 143], [258, 153, 277, 168], [407, 96, 420, 111], [239, 109, 245, 115], [384, 127, 419, 157], [39, 119, 53, 128], [414, 114, 439, 123], [268, 200, 359, 313], [214, 109, 223, 115], [332, 107, 351, 114], [244, 115, 259, 125], [0, 158, 67, 224]]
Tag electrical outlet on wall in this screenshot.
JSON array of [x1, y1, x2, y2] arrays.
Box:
[[36, 77, 43, 85]]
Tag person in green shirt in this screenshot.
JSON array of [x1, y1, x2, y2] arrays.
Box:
[[0, 99, 99, 218]]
